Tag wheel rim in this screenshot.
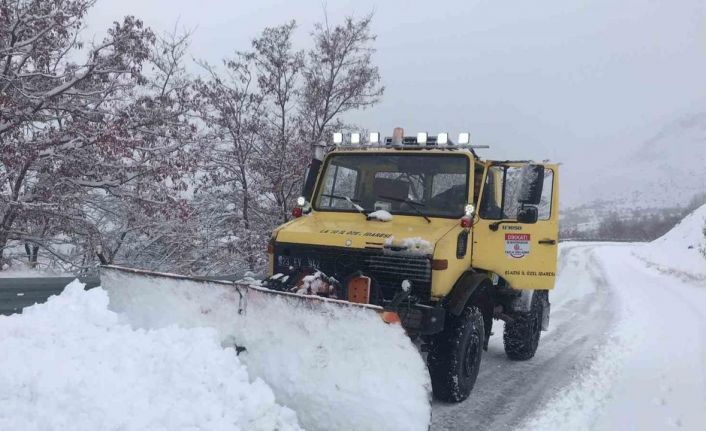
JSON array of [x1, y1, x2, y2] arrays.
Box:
[[463, 331, 480, 377]]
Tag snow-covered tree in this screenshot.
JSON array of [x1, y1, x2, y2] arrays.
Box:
[[1, 2, 384, 275], [251, 22, 307, 225], [0, 1, 197, 270], [194, 50, 268, 272], [699, 219, 706, 259], [300, 13, 384, 152], [192, 16, 384, 274]]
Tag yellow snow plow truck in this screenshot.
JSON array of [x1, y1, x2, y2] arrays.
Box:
[[101, 128, 558, 431]]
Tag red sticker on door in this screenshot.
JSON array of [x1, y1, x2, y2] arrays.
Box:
[[505, 233, 530, 259]]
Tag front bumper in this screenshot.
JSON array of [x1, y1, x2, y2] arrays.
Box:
[[392, 302, 446, 335]]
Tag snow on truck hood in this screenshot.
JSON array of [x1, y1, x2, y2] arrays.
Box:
[[276, 211, 459, 250]]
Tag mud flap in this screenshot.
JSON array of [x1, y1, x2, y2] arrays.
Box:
[[101, 266, 432, 431], [541, 301, 551, 331]]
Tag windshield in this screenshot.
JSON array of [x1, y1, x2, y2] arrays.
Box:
[[314, 153, 469, 218]]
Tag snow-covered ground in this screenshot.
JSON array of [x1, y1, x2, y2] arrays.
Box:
[[0, 266, 71, 278], [0, 270, 431, 431], [519, 207, 706, 431], [0, 281, 301, 431], [2, 206, 705, 431]]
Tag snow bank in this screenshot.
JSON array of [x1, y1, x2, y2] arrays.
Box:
[[0, 280, 301, 431], [102, 269, 432, 431], [633, 203, 706, 281]]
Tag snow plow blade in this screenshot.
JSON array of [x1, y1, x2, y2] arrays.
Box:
[[100, 265, 432, 431]]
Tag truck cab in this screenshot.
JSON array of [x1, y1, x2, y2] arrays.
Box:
[[266, 130, 559, 402]]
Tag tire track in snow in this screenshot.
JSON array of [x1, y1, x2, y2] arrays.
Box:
[[431, 243, 620, 431], [590, 246, 706, 431], [518, 244, 706, 431]]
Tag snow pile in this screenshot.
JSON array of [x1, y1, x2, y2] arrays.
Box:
[[384, 236, 434, 254], [400, 237, 434, 254], [0, 280, 301, 431], [633, 203, 706, 281], [103, 269, 432, 431], [367, 209, 393, 221]]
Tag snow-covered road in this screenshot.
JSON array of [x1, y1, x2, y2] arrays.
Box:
[[432, 242, 706, 431]]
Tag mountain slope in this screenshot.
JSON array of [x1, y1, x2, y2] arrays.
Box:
[[573, 112, 706, 209]]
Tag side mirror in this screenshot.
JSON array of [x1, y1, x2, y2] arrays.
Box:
[[518, 164, 545, 205], [517, 206, 538, 224]]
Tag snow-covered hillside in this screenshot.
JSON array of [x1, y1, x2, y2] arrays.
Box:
[[633, 203, 706, 281], [567, 112, 706, 210]]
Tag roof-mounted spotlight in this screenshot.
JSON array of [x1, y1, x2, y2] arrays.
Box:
[[437, 132, 449, 145], [417, 132, 428, 145], [333, 132, 343, 145], [369, 131, 380, 144], [458, 132, 470, 145], [350, 132, 360, 145]]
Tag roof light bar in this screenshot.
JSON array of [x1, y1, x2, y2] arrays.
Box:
[[437, 132, 448, 145], [417, 132, 428, 144], [333, 132, 343, 145], [458, 132, 470, 145]]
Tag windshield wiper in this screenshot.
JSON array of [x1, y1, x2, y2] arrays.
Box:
[[327, 195, 370, 216], [379, 195, 431, 223]]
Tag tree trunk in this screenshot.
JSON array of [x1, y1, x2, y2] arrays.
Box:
[[24, 242, 39, 268], [96, 252, 109, 265], [0, 232, 8, 270]]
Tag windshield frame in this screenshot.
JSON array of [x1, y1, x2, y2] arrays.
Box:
[[312, 151, 472, 219]]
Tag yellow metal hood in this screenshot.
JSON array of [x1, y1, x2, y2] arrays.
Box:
[[275, 211, 459, 251]]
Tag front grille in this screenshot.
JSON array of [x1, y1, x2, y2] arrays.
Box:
[[273, 243, 431, 304]]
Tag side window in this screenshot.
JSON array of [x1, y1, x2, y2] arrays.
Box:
[[480, 165, 554, 220], [538, 169, 554, 220], [501, 167, 523, 219], [479, 166, 503, 219], [319, 165, 358, 208]]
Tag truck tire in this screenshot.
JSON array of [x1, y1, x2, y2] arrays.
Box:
[[428, 306, 485, 402], [503, 291, 544, 360]]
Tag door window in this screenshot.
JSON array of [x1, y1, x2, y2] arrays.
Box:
[[538, 169, 554, 220], [479, 165, 554, 220]]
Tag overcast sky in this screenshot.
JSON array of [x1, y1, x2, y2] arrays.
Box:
[[85, 0, 706, 187]]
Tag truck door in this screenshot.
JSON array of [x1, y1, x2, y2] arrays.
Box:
[[472, 162, 559, 290]]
